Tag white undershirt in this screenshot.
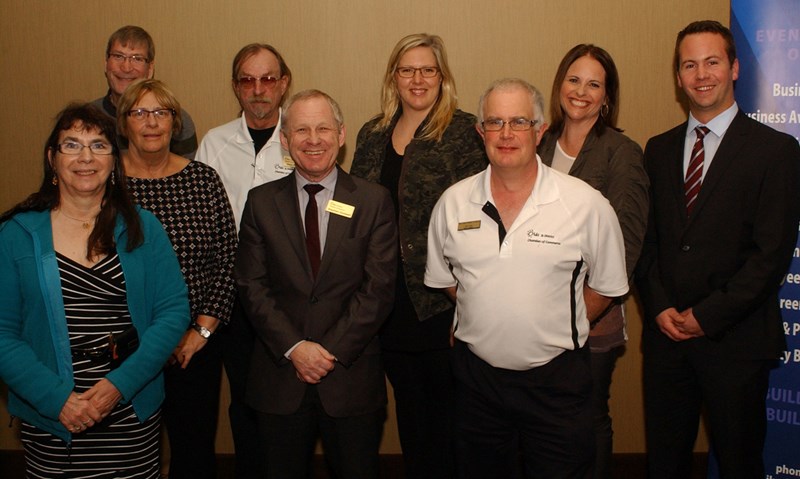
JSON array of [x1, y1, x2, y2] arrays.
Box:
[[551, 140, 576, 174]]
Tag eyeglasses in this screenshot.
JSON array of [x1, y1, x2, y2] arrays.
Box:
[[395, 66, 440, 78], [56, 141, 113, 155], [107, 52, 150, 65], [481, 118, 539, 132], [126, 108, 176, 121], [236, 76, 281, 89]]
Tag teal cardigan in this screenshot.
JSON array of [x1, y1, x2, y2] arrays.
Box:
[[0, 208, 189, 442]]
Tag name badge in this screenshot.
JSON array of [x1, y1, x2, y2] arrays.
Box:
[[458, 220, 481, 231], [326, 200, 355, 218]]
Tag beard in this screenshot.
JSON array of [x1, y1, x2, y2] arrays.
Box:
[[246, 97, 275, 120]]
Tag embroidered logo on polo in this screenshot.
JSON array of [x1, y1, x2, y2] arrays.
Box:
[[273, 155, 295, 175], [527, 229, 561, 245]]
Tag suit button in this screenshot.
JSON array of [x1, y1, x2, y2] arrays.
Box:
[[310, 296, 319, 304], [681, 245, 690, 252], [407, 244, 414, 250]]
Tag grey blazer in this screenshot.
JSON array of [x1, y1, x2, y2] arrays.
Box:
[[235, 168, 398, 417]]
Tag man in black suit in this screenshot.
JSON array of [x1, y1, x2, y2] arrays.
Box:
[[234, 89, 397, 479], [636, 20, 800, 479]]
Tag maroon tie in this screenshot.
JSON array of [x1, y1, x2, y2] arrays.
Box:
[[685, 126, 710, 215], [304, 184, 324, 277]]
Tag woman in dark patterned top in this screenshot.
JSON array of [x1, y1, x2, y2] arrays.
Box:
[[118, 79, 237, 479], [350, 34, 487, 479], [0, 103, 189, 478]]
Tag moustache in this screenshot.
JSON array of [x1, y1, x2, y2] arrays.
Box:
[[248, 97, 273, 105]]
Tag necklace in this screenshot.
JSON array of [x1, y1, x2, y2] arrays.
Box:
[[57, 209, 96, 230]]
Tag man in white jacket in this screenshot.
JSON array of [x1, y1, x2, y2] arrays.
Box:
[[197, 43, 294, 229], [194, 43, 293, 479]]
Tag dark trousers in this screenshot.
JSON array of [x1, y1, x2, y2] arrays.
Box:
[[588, 347, 622, 479], [222, 300, 261, 479], [163, 332, 223, 479], [643, 329, 772, 479], [383, 348, 455, 479], [452, 340, 594, 479], [256, 386, 385, 479]]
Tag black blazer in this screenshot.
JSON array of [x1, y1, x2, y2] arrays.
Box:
[[235, 168, 398, 416], [636, 111, 800, 359]]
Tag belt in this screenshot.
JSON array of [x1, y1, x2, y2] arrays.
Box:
[[71, 343, 111, 360]]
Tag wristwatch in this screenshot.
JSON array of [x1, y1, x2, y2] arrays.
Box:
[[191, 322, 213, 339]]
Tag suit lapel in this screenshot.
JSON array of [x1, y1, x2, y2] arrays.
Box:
[[275, 173, 313, 278], [688, 112, 748, 223], [316, 169, 357, 281]]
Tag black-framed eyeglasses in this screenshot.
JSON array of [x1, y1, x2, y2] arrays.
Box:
[[56, 141, 114, 155], [395, 66, 440, 78], [126, 108, 176, 121], [236, 75, 281, 89], [107, 52, 150, 65], [481, 118, 539, 132]]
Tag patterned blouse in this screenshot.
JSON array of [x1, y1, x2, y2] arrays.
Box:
[[127, 161, 237, 325]]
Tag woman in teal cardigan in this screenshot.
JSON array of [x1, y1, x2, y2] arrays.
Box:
[[0, 104, 189, 477]]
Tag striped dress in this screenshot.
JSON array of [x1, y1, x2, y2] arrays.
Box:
[[21, 253, 161, 479]]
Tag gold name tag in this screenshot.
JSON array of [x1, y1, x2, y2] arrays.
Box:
[[458, 220, 481, 231], [326, 200, 355, 218]]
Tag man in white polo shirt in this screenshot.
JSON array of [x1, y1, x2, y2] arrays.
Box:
[[425, 78, 628, 479]]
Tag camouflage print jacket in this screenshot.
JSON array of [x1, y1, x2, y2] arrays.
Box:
[[350, 109, 488, 321]]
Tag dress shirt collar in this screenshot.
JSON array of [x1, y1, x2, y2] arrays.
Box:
[[295, 166, 339, 195], [687, 102, 738, 139]]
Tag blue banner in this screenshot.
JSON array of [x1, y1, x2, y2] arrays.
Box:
[[728, 1, 800, 478]]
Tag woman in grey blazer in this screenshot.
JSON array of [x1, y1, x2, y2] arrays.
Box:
[[538, 44, 649, 479]]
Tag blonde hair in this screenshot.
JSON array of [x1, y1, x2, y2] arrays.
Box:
[[374, 33, 458, 142]]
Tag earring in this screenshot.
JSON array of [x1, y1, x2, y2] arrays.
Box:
[[601, 104, 609, 118], [111, 173, 116, 186], [52, 175, 58, 186]]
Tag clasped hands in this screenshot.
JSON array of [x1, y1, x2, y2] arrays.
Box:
[[289, 341, 336, 384], [58, 378, 122, 434], [656, 307, 705, 341]]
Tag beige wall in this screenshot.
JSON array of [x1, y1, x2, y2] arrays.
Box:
[[0, 0, 727, 454]]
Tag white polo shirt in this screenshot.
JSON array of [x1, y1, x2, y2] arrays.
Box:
[[195, 110, 294, 230], [425, 158, 628, 370]]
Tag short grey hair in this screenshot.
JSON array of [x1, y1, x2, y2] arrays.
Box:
[[281, 89, 344, 132], [477, 78, 545, 128]]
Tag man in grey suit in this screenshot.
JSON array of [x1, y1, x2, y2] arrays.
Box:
[[636, 20, 800, 478], [234, 89, 397, 479]]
